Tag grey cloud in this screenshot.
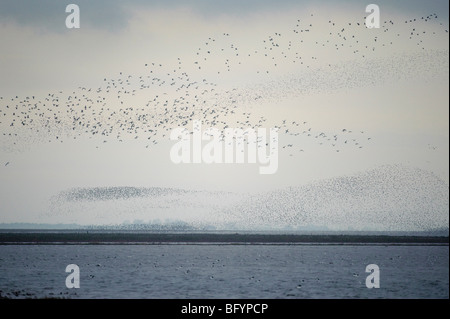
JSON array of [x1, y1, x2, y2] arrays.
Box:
[[0, 0, 447, 32]]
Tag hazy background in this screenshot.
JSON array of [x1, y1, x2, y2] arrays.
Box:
[[0, 0, 448, 231]]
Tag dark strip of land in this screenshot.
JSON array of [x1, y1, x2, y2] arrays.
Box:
[[0, 232, 448, 245]]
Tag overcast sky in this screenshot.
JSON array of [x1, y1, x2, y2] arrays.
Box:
[[0, 1, 448, 228]]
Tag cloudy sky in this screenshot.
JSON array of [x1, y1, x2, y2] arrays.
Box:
[[0, 1, 448, 229]]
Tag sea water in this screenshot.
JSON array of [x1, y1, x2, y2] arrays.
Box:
[[0, 244, 448, 299]]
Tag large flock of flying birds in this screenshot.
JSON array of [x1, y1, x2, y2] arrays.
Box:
[[0, 12, 448, 161], [218, 164, 449, 231]]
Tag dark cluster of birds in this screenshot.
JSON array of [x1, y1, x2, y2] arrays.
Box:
[[218, 164, 449, 231], [0, 12, 448, 161]]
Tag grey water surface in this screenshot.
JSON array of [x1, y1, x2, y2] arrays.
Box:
[[0, 244, 448, 299]]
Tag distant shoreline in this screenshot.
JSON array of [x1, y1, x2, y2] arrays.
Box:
[[0, 232, 448, 245]]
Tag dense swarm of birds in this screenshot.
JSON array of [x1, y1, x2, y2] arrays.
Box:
[[54, 186, 192, 202], [0, 12, 448, 161], [45, 165, 449, 231], [218, 165, 450, 231]]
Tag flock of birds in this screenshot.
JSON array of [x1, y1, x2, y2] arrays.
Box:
[[0, 12, 448, 162], [218, 164, 449, 231]]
